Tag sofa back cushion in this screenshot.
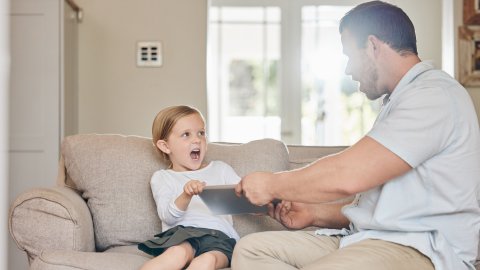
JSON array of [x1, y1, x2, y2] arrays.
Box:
[[205, 139, 290, 236], [287, 145, 347, 170], [61, 134, 289, 250], [61, 134, 165, 251]]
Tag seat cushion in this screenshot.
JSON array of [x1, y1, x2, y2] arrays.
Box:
[[30, 250, 149, 270], [61, 134, 290, 251]]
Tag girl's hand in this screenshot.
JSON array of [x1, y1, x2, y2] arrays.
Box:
[[183, 180, 206, 196]]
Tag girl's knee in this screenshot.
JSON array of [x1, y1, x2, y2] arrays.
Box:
[[168, 244, 195, 262], [139, 243, 195, 270], [189, 251, 228, 270], [191, 252, 216, 266], [200, 251, 217, 262]]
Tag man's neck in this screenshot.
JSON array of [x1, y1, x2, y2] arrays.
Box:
[[383, 53, 421, 94]]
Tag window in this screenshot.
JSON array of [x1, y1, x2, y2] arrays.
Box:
[[208, 0, 380, 145], [300, 5, 380, 145], [208, 5, 282, 143]]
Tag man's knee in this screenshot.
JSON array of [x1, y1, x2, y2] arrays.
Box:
[[234, 232, 267, 256], [232, 231, 281, 267]]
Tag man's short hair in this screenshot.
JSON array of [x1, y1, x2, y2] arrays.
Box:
[[339, 1, 417, 56]]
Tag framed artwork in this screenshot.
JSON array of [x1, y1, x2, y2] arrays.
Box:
[[458, 26, 480, 86], [464, 0, 480, 25]]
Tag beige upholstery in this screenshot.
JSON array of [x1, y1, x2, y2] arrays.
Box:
[[9, 134, 479, 270], [9, 134, 299, 269], [9, 187, 95, 264], [60, 135, 165, 251]]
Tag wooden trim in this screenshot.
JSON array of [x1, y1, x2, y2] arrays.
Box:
[[65, 0, 83, 22], [464, 0, 480, 25], [458, 26, 480, 86]]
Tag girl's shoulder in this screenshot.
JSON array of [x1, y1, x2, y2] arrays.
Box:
[[211, 160, 240, 184], [208, 160, 239, 178], [152, 168, 171, 177], [151, 168, 180, 184], [208, 160, 234, 169]]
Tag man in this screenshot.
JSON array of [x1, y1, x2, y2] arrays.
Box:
[[233, 1, 480, 270]]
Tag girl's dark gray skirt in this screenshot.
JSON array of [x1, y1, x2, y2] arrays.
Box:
[[138, 225, 236, 263]]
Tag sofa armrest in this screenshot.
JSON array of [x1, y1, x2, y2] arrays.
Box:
[[9, 186, 95, 262]]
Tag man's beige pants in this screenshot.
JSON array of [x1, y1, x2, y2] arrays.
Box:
[[231, 231, 434, 270]]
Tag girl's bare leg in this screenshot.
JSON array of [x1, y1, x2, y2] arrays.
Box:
[[186, 250, 229, 270], [139, 241, 195, 270]]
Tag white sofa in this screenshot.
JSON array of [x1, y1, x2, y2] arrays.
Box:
[[8, 134, 479, 269]]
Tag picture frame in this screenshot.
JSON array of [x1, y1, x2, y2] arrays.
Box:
[[464, 0, 480, 25], [458, 26, 480, 86]]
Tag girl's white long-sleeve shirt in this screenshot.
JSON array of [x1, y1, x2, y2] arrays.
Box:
[[150, 160, 241, 240]]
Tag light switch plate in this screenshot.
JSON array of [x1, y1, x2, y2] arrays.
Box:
[[136, 41, 162, 67]]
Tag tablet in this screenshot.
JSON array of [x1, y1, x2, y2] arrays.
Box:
[[199, 184, 268, 215]]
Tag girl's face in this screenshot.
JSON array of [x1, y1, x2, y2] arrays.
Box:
[[158, 113, 207, 171]]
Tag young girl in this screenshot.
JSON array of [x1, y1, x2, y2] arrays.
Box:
[[138, 105, 240, 270]]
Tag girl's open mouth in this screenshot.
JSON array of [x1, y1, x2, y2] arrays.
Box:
[[190, 149, 200, 160]]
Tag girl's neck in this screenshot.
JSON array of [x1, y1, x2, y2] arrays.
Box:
[[169, 162, 209, 172]]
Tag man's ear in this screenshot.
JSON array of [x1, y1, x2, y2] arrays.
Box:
[[156, 140, 171, 154], [367, 35, 381, 57]]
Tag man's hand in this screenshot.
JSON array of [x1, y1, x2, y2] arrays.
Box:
[[235, 172, 275, 206], [268, 201, 315, 229]]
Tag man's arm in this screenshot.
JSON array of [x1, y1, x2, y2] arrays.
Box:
[[236, 136, 411, 205]]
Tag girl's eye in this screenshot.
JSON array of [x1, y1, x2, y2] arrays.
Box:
[[181, 132, 190, 138], [199, 131, 206, 137]]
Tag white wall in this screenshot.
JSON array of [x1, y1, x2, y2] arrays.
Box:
[[396, 0, 442, 67], [76, 0, 447, 138], [76, 0, 208, 137], [1, 0, 8, 269]]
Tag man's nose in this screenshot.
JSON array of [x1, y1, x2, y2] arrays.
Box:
[[344, 63, 352, 76]]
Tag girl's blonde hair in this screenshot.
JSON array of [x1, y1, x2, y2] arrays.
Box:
[[152, 105, 205, 163]]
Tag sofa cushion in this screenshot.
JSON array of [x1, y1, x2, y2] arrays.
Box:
[[9, 187, 95, 260], [30, 250, 149, 270], [61, 134, 165, 251], [287, 145, 347, 170], [205, 139, 290, 177], [205, 139, 291, 236], [61, 134, 289, 251]]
